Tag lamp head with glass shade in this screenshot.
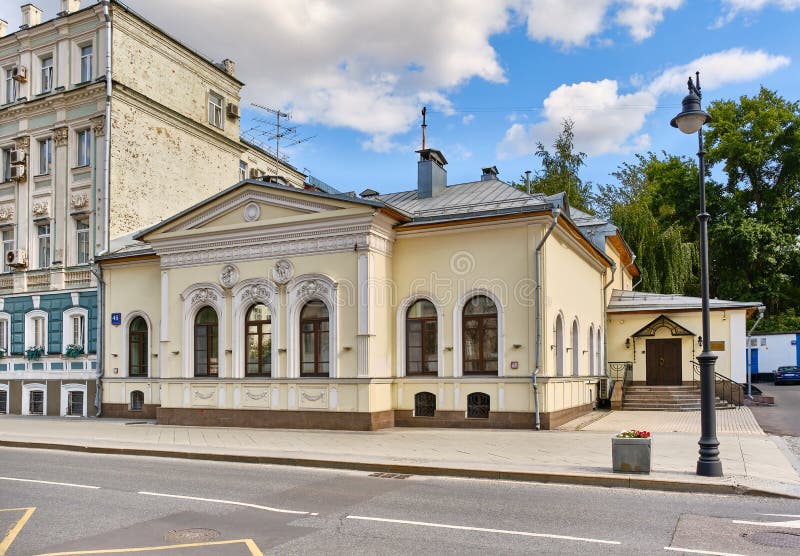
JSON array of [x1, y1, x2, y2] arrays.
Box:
[[670, 75, 711, 134]]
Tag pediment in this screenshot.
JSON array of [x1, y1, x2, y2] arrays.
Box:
[[163, 188, 344, 233], [632, 315, 695, 337]]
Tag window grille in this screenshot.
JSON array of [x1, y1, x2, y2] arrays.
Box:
[[130, 390, 144, 411], [67, 391, 83, 416], [0, 390, 7, 413], [467, 392, 490, 419], [29, 391, 44, 415], [414, 392, 436, 417]]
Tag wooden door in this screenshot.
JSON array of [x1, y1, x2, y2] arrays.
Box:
[[646, 339, 682, 385]]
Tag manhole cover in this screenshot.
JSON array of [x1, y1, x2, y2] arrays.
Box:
[[165, 528, 220, 543], [743, 531, 800, 548]]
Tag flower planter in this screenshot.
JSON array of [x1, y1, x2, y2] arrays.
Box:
[[612, 437, 651, 474]]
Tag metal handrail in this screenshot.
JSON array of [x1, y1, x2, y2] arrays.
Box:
[[691, 360, 744, 407], [608, 361, 633, 400]]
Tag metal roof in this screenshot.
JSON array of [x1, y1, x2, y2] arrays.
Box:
[[375, 179, 550, 220], [608, 289, 763, 313]]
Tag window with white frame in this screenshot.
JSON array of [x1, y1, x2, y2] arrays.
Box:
[[2, 147, 11, 181], [1, 228, 14, 273], [40, 55, 53, 94], [37, 137, 52, 175], [4, 68, 16, 104], [67, 390, 84, 416], [77, 129, 91, 167], [76, 218, 90, 265], [0, 313, 10, 354], [0, 387, 7, 414], [80, 44, 93, 83], [23, 383, 47, 416], [63, 307, 88, 354], [37, 223, 50, 268], [33, 316, 45, 347], [239, 160, 247, 181], [25, 311, 48, 354], [208, 92, 223, 128]]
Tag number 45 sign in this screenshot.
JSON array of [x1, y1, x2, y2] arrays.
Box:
[[111, 313, 121, 326]]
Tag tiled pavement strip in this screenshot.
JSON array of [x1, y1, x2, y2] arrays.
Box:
[[0, 410, 797, 497]]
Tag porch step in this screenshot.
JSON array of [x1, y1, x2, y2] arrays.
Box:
[[622, 385, 735, 411]]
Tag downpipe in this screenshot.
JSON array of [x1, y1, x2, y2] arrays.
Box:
[[99, 0, 112, 258], [602, 263, 617, 392], [89, 264, 105, 417], [533, 208, 560, 430], [746, 306, 765, 399]]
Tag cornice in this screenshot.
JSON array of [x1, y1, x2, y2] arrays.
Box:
[[0, 84, 104, 127]]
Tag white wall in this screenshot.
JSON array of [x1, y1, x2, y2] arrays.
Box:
[[750, 333, 799, 373]]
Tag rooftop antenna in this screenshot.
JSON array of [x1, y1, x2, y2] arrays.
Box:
[[421, 106, 427, 150], [246, 103, 315, 175]]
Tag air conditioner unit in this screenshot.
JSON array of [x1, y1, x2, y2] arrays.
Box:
[[10, 149, 25, 165], [6, 249, 27, 268], [249, 168, 261, 179], [10, 164, 25, 180], [12, 66, 27, 82], [226, 103, 240, 119]]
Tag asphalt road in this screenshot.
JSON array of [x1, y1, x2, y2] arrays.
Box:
[[750, 383, 800, 436], [2, 447, 800, 555]]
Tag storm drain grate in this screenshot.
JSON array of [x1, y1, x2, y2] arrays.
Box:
[[743, 531, 800, 548], [165, 528, 221, 543], [369, 472, 412, 479]]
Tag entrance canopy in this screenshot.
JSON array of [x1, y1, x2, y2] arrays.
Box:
[[632, 314, 695, 338]]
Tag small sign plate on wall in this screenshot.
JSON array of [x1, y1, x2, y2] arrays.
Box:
[[510, 361, 519, 370], [111, 313, 121, 326]]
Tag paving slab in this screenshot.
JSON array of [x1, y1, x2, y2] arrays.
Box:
[[0, 414, 797, 499]]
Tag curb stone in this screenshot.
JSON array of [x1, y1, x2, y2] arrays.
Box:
[[0, 439, 796, 499]]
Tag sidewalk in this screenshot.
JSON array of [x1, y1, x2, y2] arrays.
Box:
[[0, 409, 798, 498]]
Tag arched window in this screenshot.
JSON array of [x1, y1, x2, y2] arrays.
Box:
[[246, 304, 272, 377], [194, 307, 219, 377], [596, 328, 602, 376], [300, 300, 329, 377], [130, 390, 144, 411], [463, 296, 498, 375], [467, 392, 490, 419], [128, 317, 148, 377], [555, 314, 564, 376], [406, 300, 437, 375], [572, 319, 580, 376], [588, 326, 595, 376], [414, 392, 436, 417]]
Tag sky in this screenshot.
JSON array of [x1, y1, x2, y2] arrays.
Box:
[[2, 0, 799, 195]]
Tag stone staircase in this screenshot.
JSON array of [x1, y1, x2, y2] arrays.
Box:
[[622, 385, 735, 411]]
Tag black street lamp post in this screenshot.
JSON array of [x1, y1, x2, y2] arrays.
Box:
[[670, 72, 723, 477]]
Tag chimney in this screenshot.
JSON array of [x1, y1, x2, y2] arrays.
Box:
[[0, 19, 7, 37], [58, 0, 81, 16], [481, 166, 499, 181], [20, 4, 42, 29], [221, 58, 235, 76], [416, 148, 447, 199]]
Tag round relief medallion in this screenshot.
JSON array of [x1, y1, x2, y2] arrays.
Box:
[[272, 259, 294, 284], [219, 264, 239, 288], [243, 202, 261, 222]]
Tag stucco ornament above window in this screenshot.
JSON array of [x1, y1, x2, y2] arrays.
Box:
[[70, 193, 89, 211], [298, 279, 328, 298], [241, 283, 272, 302], [190, 288, 219, 306], [32, 201, 49, 218], [219, 264, 239, 288], [0, 205, 14, 222], [272, 259, 294, 285], [243, 202, 261, 222]]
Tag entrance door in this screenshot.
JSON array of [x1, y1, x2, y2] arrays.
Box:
[[646, 339, 682, 385]]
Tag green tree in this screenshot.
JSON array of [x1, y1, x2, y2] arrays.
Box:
[[515, 119, 594, 212], [594, 153, 699, 294]]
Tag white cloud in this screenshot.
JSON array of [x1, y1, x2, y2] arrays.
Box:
[[647, 48, 791, 96], [522, 0, 611, 47], [717, 0, 800, 25], [615, 0, 684, 41], [122, 0, 513, 151], [498, 79, 656, 158], [498, 48, 790, 159], [462, 114, 475, 125]]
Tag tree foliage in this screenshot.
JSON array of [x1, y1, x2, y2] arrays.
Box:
[[516, 119, 594, 212]]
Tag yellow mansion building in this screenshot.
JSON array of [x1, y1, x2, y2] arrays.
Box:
[[97, 149, 760, 429]]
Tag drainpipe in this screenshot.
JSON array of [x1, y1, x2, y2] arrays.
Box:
[[602, 262, 617, 382], [89, 263, 105, 417], [533, 207, 560, 430], [746, 305, 765, 399], [99, 0, 111, 257], [622, 255, 636, 292], [632, 274, 643, 291]]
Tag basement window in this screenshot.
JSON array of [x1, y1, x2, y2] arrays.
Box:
[[414, 392, 436, 417], [466, 392, 490, 419]]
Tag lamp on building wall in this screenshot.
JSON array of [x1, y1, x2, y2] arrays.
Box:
[[697, 336, 703, 347], [671, 71, 722, 478], [625, 338, 631, 349]]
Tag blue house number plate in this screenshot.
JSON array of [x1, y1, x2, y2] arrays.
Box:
[[111, 313, 122, 326]]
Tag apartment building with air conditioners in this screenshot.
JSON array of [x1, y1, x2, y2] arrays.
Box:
[[0, 0, 306, 417]]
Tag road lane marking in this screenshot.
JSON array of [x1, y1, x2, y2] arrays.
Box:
[[0, 477, 100, 489], [0, 507, 36, 556], [345, 515, 621, 545], [34, 538, 263, 555], [137, 491, 315, 515], [733, 518, 800, 529], [664, 548, 745, 556], [759, 513, 800, 517]]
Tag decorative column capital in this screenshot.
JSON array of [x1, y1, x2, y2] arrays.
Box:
[[90, 115, 106, 136], [53, 126, 69, 147]]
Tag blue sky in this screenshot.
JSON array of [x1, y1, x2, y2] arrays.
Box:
[[4, 1, 798, 195]]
